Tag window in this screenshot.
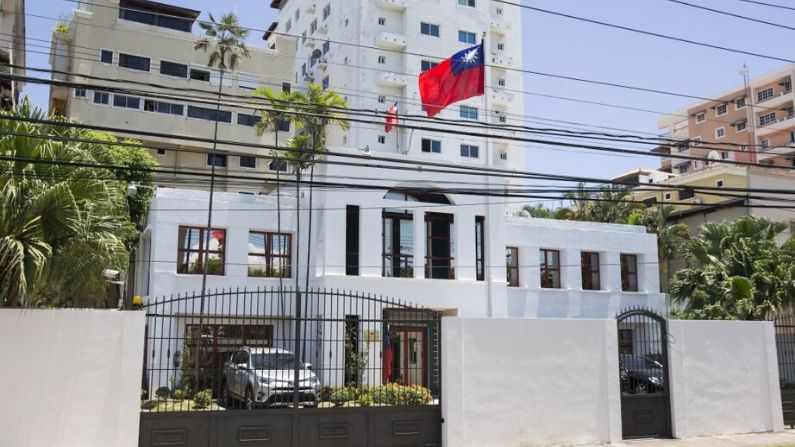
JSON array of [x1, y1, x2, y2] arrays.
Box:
[[286, 18, 292, 32], [239, 155, 257, 169], [177, 227, 225, 275], [188, 106, 232, 123], [788, 105, 795, 118], [378, 95, 386, 104], [618, 329, 633, 354], [322, 40, 330, 54], [301, 31, 307, 44], [715, 127, 725, 139], [269, 159, 288, 172], [383, 212, 414, 278], [322, 3, 331, 20], [160, 60, 188, 78], [74, 88, 86, 98], [506, 247, 519, 287], [378, 135, 386, 144], [346, 205, 360, 276], [378, 17, 386, 25], [206, 153, 227, 167], [458, 0, 476, 6], [322, 76, 330, 90], [94, 90, 110, 105], [716, 103, 727, 116], [378, 55, 386, 64], [475, 216, 485, 281], [143, 99, 183, 115], [721, 151, 730, 160], [581, 252, 600, 290], [716, 179, 724, 188], [678, 163, 689, 174], [119, 3, 192, 32], [758, 87, 774, 102], [113, 94, 140, 109], [692, 136, 702, 147], [497, 78, 505, 86], [425, 213, 455, 279], [695, 112, 705, 123], [760, 112, 777, 126], [678, 186, 694, 200], [310, 19, 317, 33], [497, 42, 504, 51], [248, 232, 291, 278], [100, 49, 113, 64], [421, 138, 441, 153], [540, 249, 561, 288], [118, 53, 150, 72], [735, 97, 746, 109], [295, 8, 300, 21], [664, 192, 672, 200], [237, 113, 259, 127], [460, 144, 479, 158], [190, 68, 211, 82], [736, 120, 747, 132], [762, 139, 771, 149], [740, 144, 747, 151], [785, 80, 793, 93], [156, 148, 167, 156], [458, 30, 477, 44], [276, 119, 290, 132], [420, 22, 440, 37], [497, 7, 503, 14], [620, 254, 638, 292], [421, 60, 439, 72], [460, 105, 478, 120]]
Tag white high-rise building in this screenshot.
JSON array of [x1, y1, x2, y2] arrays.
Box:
[[266, 0, 525, 175]]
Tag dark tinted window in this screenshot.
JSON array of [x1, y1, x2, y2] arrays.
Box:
[[143, 99, 183, 115], [188, 106, 231, 123], [190, 68, 211, 82], [207, 153, 227, 167], [119, 6, 192, 32], [237, 113, 259, 127], [118, 53, 150, 72], [100, 49, 113, 64], [269, 159, 288, 172], [113, 94, 140, 109], [239, 155, 257, 168], [346, 205, 360, 276], [160, 60, 188, 78]]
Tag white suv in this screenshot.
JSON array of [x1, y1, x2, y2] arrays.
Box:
[[221, 347, 320, 408]]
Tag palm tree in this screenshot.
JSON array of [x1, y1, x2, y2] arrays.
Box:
[[194, 12, 249, 392], [0, 101, 137, 307], [640, 205, 690, 292]]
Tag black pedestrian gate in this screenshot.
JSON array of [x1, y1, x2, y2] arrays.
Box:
[[617, 308, 672, 439], [774, 314, 795, 428], [139, 287, 442, 447]]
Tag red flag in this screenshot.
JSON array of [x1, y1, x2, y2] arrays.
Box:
[[211, 230, 224, 243], [385, 102, 398, 133], [419, 42, 485, 117], [383, 332, 394, 384]]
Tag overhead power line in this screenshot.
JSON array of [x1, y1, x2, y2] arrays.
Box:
[[664, 0, 795, 31], [734, 0, 795, 12]]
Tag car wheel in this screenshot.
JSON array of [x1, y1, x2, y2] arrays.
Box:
[[245, 387, 254, 410], [635, 382, 649, 394]]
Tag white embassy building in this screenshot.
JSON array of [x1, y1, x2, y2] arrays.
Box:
[[134, 0, 665, 390]]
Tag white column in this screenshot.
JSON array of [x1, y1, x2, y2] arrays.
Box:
[[413, 209, 426, 279], [360, 207, 382, 277]]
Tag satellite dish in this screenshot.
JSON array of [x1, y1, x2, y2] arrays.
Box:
[[311, 49, 322, 59]]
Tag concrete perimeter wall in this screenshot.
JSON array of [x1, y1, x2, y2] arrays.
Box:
[[0, 309, 146, 447], [668, 320, 784, 438], [442, 317, 623, 446]]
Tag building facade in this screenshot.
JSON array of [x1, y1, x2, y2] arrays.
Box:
[[48, 0, 297, 193], [0, 0, 25, 107], [656, 65, 795, 174]]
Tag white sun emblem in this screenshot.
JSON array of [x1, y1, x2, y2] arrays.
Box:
[[461, 48, 479, 64]]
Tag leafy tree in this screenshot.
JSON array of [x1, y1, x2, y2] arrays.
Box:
[[554, 183, 639, 224], [670, 216, 795, 320], [0, 100, 155, 307], [633, 205, 691, 292]]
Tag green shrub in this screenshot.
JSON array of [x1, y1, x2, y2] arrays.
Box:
[[172, 389, 186, 400], [318, 386, 333, 402], [141, 388, 148, 401], [193, 389, 213, 409], [371, 384, 432, 406], [329, 388, 353, 407], [154, 386, 171, 400], [401, 385, 432, 405], [357, 392, 373, 407]]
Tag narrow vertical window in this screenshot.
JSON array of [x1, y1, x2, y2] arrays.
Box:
[[581, 252, 600, 290], [540, 249, 560, 288], [383, 212, 414, 278], [621, 254, 639, 292], [346, 205, 360, 276], [425, 212, 455, 279], [475, 216, 485, 281], [506, 247, 519, 287]]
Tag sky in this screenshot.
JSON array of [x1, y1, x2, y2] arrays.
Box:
[[22, 0, 795, 182]]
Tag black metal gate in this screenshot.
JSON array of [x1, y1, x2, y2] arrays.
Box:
[[774, 314, 795, 428], [617, 308, 672, 439], [139, 287, 442, 447]]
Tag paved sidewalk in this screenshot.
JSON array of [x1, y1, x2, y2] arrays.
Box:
[[583, 430, 795, 447]]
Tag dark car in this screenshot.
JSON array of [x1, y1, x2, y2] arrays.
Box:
[[620, 354, 665, 394]]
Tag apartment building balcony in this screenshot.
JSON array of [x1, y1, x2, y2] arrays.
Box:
[[756, 89, 792, 109], [756, 142, 795, 161], [489, 88, 514, 106], [490, 53, 513, 69], [376, 71, 408, 87], [489, 18, 511, 35], [756, 113, 795, 137], [375, 31, 407, 50], [377, 0, 407, 11]]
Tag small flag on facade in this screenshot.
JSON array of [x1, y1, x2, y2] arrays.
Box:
[[419, 42, 485, 117], [385, 102, 398, 133]]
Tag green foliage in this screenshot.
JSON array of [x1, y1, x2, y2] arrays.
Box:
[[0, 100, 154, 307], [670, 216, 795, 320], [192, 389, 213, 409], [172, 388, 186, 400], [318, 386, 333, 402], [358, 392, 374, 407], [154, 387, 171, 399], [372, 384, 433, 406], [195, 13, 250, 74], [54, 22, 70, 33], [521, 203, 554, 218], [329, 387, 355, 407]]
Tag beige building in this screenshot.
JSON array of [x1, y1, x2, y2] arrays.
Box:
[[0, 0, 25, 107], [48, 0, 297, 193], [656, 65, 795, 174]]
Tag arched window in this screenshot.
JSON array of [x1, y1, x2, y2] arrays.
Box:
[[383, 188, 452, 205]]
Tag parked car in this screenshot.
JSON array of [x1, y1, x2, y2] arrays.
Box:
[[620, 354, 665, 394], [220, 347, 320, 408]]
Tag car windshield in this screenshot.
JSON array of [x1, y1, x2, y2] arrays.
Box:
[[251, 353, 298, 370]]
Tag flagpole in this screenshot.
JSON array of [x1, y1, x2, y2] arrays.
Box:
[[481, 33, 493, 318]]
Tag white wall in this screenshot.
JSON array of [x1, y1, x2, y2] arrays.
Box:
[[0, 309, 146, 447], [667, 320, 784, 438], [442, 317, 623, 447]]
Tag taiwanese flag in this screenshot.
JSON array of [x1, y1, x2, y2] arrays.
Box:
[[385, 102, 398, 133], [419, 42, 485, 117], [383, 330, 394, 384]]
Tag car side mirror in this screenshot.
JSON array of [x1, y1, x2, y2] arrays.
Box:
[[305, 363, 313, 371]]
